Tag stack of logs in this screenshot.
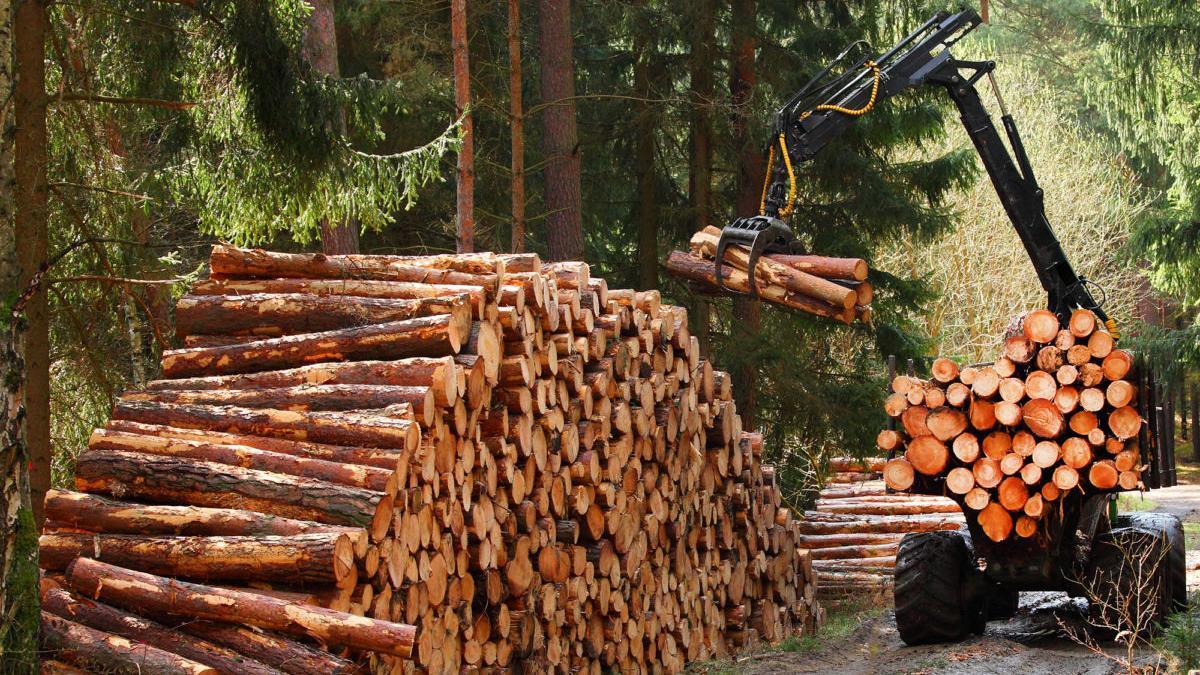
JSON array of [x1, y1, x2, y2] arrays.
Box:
[[879, 309, 1145, 543], [800, 458, 962, 604], [40, 244, 822, 674], [666, 226, 872, 324]]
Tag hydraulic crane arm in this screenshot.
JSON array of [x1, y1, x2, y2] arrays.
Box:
[[718, 8, 1116, 333]]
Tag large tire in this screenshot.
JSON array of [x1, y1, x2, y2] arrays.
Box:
[[894, 530, 982, 645], [1086, 511, 1185, 635]]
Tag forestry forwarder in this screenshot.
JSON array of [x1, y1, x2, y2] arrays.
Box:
[[714, 8, 1184, 645]]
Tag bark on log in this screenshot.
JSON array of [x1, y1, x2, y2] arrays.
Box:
[[172, 621, 356, 675], [111, 401, 419, 450], [40, 611, 216, 675], [41, 532, 356, 585], [41, 588, 280, 675], [65, 558, 417, 658], [175, 293, 472, 340], [123, 385, 435, 427], [161, 314, 465, 379], [689, 229, 856, 308]]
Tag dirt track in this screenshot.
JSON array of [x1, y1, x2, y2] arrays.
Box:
[[725, 484, 1200, 675]]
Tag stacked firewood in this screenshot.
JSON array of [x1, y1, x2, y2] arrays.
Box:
[[800, 458, 963, 604], [40, 244, 822, 673], [665, 226, 872, 324], [879, 309, 1145, 543]]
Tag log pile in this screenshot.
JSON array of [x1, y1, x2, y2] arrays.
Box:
[[41, 244, 822, 673], [800, 458, 963, 604], [666, 226, 872, 324], [879, 309, 1146, 543]]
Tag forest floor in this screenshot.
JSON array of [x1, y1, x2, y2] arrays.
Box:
[[692, 459, 1200, 675]]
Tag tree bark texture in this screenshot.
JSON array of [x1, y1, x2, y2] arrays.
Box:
[[452, 0, 474, 252], [537, 0, 583, 261], [508, 0, 526, 252], [633, 9, 657, 291], [688, 0, 716, 358]]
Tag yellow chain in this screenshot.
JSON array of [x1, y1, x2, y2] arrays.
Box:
[[1105, 317, 1122, 341], [757, 61, 882, 218]]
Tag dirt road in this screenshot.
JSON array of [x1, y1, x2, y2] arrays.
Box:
[[719, 484, 1200, 675]]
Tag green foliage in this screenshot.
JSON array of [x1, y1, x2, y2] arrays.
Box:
[[1161, 591, 1200, 672]]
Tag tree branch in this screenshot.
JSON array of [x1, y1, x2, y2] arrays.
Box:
[[54, 93, 196, 110]]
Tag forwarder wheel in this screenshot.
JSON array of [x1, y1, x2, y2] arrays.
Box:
[[1086, 512, 1185, 635], [894, 530, 982, 645]]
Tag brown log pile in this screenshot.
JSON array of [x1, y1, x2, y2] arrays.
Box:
[[880, 309, 1146, 543], [40, 244, 821, 673], [665, 226, 871, 324], [802, 458, 963, 603]]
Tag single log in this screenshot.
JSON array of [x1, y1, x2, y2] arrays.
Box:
[[42, 490, 360, 539], [1115, 450, 1140, 472], [952, 433, 980, 463], [1055, 385, 1079, 414], [926, 407, 968, 442], [41, 532, 355, 586], [1052, 465, 1079, 490], [111, 401, 419, 450], [972, 368, 1000, 398], [1068, 309, 1096, 338], [1019, 463, 1042, 486], [978, 503, 1013, 542], [1041, 483, 1061, 501], [1022, 399, 1064, 438], [994, 401, 1022, 426], [884, 393, 909, 418], [66, 558, 417, 658], [1118, 471, 1141, 491], [88, 429, 394, 493], [1015, 516, 1037, 538], [1000, 452, 1024, 476], [960, 367, 979, 385], [41, 588, 279, 675], [945, 382, 970, 407], [103, 421, 403, 471], [1054, 329, 1075, 350], [982, 431, 1012, 461], [175, 293, 471, 340], [1109, 406, 1143, 440], [882, 458, 915, 491], [905, 436, 948, 476], [1056, 364, 1078, 386], [1023, 493, 1045, 518], [973, 458, 1002, 489], [123, 385, 435, 427], [1102, 350, 1133, 381], [876, 429, 902, 452], [1088, 460, 1119, 490], [998, 378, 1026, 402], [998, 477, 1029, 511], [1032, 440, 1060, 468], [1025, 371, 1057, 400], [931, 358, 959, 384], [1079, 387, 1106, 412], [901, 406, 930, 438], [74, 449, 392, 536], [969, 399, 996, 431], [763, 253, 869, 281], [208, 244, 498, 289], [1067, 344, 1093, 366], [1079, 362, 1104, 387], [964, 488, 990, 510], [188, 278, 486, 313], [945, 467, 975, 495], [1023, 310, 1060, 343], [1061, 437, 1093, 469], [1012, 431, 1036, 457], [40, 611, 216, 675], [1106, 380, 1136, 408], [161, 314, 465, 379], [1004, 336, 1035, 364], [1069, 410, 1099, 436]]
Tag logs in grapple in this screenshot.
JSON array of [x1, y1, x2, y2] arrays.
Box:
[[880, 308, 1146, 543], [40, 245, 821, 674]]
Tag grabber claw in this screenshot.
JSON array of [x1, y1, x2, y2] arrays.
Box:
[[714, 216, 804, 297]]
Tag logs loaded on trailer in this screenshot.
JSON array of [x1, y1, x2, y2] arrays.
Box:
[[666, 226, 872, 324], [40, 244, 822, 674], [801, 458, 963, 603], [880, 308, 1146, 543]]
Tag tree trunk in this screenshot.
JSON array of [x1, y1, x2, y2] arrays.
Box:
[[688, 0, 715, 357], [729, 0, 761, 429], [66, 557, 417, 658], [1191, 382, 1198, 462], [303, 0, 359, 254], [537, 0, 583, 261], [633, 10, 657, 291], [5, 0, 42, 666], [452, 0, 474, 252], [508, 0, 526, 253]]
